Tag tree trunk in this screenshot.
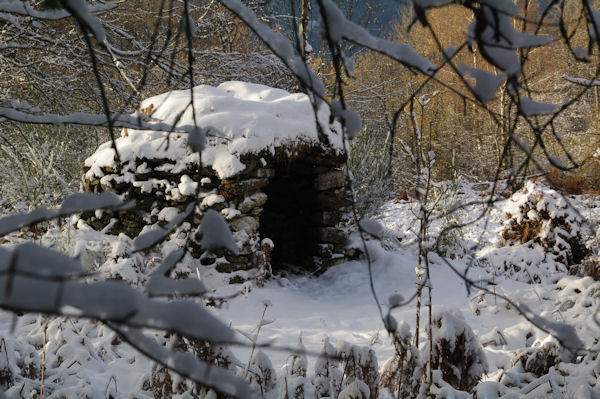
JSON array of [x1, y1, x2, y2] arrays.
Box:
[[299, 0, 310, 59]]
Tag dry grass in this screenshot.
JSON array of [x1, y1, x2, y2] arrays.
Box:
[[546, 167, 600, 196], [569, 257, 600, 280], [0, 338, 14, 391]]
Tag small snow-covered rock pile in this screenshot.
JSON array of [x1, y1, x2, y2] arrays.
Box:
[[82, 81, 352, 272], [494, 180, 589, 281]]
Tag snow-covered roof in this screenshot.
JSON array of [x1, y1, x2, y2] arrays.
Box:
[[85, 81, 345, 180]]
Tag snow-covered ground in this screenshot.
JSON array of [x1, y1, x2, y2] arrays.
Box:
[[1, 181, 600, 398]]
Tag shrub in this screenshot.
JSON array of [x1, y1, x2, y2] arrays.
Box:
[[425, 308, 488, 392], [338, 379, 370, 399], [313, 337, 342, 398], [150, 334, 238, 398], [500, 180, 589, 268], [336, 341, 380, 398], [348, 127, 396, 218], [0, 123, 96, 209], [248, 350, 277, 395], [512, 343, 560, 377], [380, 321, 424, 399]]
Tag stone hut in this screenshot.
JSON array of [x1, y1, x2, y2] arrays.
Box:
[[82, 82, 353, 273]]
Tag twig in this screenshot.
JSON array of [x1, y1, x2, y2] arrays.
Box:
[[40, 317, 48, 399]]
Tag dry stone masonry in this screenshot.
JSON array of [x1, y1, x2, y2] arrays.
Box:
[[82, 82, 355, 273]]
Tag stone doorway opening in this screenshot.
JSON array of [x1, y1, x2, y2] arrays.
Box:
[[259, 161, 318, 271]]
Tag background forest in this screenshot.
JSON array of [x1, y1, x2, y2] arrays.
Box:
[[2, 0, 600, 213]]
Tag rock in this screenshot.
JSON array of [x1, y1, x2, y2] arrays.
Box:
[[313, 210, 341, 226], [240, 155, 258, 176], [212, 247, 227, 257], [316, 191, 353, 209], [472, 183, 490, 191], [304, 151, 348, 166], [225, 252, 252, 264], [252, 168, 275, 178], [216, 262, 234, 273], [239, 192, 268, 213], [321, 256, 347, 268], [345, 247, 361, 260], [200, 252, 217, 266], [229, 216, 259, 234], [317, 227, 348, 245], [314, 243, 333, 258], [229, 275, 246, 284], [314, 170, 347, 191], [219, 178, 268, 199], [238, 238, 259, 255]]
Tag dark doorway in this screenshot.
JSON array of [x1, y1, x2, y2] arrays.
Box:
[[259, 161, 317, 271]]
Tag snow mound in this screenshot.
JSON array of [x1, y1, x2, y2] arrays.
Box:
[[482, 180, 590, 283], [84, 81, 344, 181]]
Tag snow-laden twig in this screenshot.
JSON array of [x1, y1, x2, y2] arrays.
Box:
[[108, 323, 254, 398], [0, 106, 225, 136], [0, 192, 132, 237], [0, 1, 116, 20]]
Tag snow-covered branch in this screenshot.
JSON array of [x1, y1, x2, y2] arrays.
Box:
[[0, 106, 225, 137], [562, 74, 600, 87], [0, 192, 131, 237], [0, 1, 116, 20]]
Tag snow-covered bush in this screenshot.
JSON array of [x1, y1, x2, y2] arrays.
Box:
[[569, 257, 600, 280], [150, 334, 239, 398], [0, 316, 145, 397], [41, 220, 149, 285], [380, 321, 424, 399], [336, 341, 380, 399], [313, 337, 342, 398], [281, 334, 314, 399], [432, 181, 468, 259], [571, 224, 600, 280], [275, 337, 382, 399], [487, 180, 590, 282], [287, 334, 308, 378], [512, 342, 561, 377], [424, 308, 488, 392], [500, 181, 589, 267], [338, 379, 370, 399], [248, 350, 277, 395]]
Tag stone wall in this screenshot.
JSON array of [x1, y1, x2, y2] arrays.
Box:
[[82, 146, 354, 273]]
